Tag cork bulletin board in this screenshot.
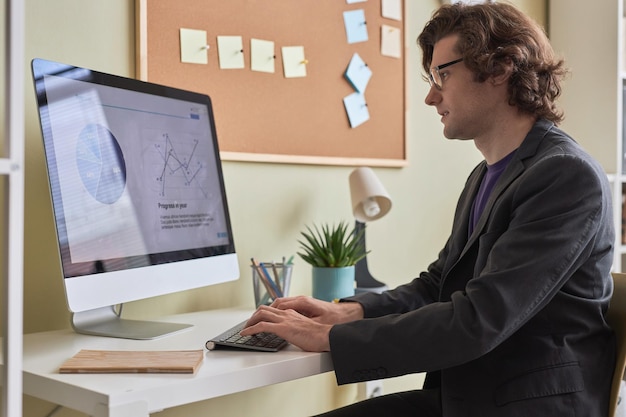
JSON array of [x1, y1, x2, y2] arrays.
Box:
[[136, 0, 406, 167]]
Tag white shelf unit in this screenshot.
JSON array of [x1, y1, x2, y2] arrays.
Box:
[[549, 0, 625, 271], [2, 0, 25, 416], [613, 0, 626, 272]]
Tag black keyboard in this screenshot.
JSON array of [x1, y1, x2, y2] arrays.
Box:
[[205, 320, 288, 352]]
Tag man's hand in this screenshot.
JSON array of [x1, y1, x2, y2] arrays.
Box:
[[240, 296, 364, 352], [241, 305, 333, 351], [271, 295, 364, 324]]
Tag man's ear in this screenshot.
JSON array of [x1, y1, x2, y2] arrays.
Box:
[[491, 57, 514, 86]]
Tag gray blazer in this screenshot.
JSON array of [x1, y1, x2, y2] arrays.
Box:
[[330, 119, 616, 416]]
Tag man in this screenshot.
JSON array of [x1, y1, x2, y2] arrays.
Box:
[[241, 3, 616, 416]]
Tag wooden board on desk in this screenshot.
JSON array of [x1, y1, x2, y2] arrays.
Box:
[[59, 349, 204, 374]]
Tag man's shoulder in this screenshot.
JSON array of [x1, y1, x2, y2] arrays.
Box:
[[524, 120, 594, 162]]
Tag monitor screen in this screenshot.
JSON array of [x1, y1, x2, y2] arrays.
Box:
[[32, 58, 239, 339]]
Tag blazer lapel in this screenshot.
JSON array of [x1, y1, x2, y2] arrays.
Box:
[[458, 120, 554, 262], [445, 162, 486, 267]]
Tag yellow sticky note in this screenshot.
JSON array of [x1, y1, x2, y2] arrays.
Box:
[[381, 25, 402, 59], [217, 36, 245, 69], [179, 28, 208, 64], [251, 39, 275, 73], [281, 46, 307, 78], [382, 0, 402, 21]]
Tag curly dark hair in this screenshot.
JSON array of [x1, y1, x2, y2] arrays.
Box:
[[417, 2, 567, 124]]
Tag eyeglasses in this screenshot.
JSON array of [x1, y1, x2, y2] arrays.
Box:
[[427, 57, 463, 90]]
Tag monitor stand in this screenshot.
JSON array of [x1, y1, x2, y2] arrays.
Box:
[[71, 306, 193, 340]]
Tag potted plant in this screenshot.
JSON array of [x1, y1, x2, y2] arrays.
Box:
[[297, 221, 368, 301]]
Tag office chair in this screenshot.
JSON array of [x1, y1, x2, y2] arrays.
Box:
[[607, 272, 626, 417]]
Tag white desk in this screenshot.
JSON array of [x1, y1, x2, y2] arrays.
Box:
[[19, 309, 334, 417]]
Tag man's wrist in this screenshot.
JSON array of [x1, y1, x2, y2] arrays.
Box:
[[336, 300, 365, 322]]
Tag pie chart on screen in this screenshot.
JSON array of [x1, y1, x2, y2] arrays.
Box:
[[76, 123, 127, 204]]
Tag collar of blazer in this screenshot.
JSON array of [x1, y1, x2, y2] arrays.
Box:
[[462, 118, 555, 254]]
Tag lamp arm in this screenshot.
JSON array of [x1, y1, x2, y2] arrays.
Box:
[[354, 221, 388, 293]]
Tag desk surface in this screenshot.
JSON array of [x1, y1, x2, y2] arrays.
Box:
[[19, 309, 334, 417]]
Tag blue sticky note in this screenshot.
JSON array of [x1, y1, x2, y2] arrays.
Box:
[[345, 53, 372, 93], [343, 10, 368, 44], [343, 92, 370, 128]]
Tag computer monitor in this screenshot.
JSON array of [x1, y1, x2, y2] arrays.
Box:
[[31, 58, 239, 339]]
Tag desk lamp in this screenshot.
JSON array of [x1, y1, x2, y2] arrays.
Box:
[[349, 167, 392, 294]]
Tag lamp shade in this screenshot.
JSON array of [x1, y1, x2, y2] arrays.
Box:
[[349, 167, 392, 222]]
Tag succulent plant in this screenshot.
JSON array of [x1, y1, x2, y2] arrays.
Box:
[[297, 221, 368, 268]]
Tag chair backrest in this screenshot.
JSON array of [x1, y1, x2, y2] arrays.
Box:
[[608, 272, 626, 417]]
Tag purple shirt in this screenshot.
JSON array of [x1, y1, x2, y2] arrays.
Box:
[[469, 150, 516, 236]]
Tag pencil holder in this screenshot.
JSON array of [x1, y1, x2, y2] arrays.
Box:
[[251, 262, 293, 307]]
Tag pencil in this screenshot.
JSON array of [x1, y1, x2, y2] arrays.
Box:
[[260, 262, 283, 298], [271, 262, 283, 294], [251, 258, 278, 299]]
